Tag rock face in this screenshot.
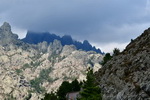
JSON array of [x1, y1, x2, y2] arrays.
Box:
[[0, 22, 18, 45], [0, 22, 103, 100], [22, 31, 104, 54], [95, 28, 150, 100]]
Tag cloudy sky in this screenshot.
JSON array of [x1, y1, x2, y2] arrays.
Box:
[[0, 0, 150, 52]]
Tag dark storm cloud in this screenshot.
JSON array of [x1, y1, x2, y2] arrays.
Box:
[[0, 0, 150, 44]]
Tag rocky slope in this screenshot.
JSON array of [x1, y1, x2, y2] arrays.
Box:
[[0, 22, 103, 100], [95, 28, 150, 100], [22, 31, 103, 54]]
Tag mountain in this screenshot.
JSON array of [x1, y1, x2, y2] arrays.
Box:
[[0, 22, 18, 45], [95, 28, 150, 100], [0, 22, 103, 100], [22, 31, 104, 54]]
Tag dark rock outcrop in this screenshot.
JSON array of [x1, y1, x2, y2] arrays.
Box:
[[22, 31, 104, 54], [95, 28, 150, 100]]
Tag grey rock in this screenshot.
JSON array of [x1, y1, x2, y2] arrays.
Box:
[[95, 28, 150, 100], [48, 39, 63, 55], [0, 22, 18, 45]]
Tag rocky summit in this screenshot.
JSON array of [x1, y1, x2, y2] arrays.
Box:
[[0, 22, 103, 100], [0, 22, 18, 45], [95, 28, 150, 100], [22, 31, 104, 54]]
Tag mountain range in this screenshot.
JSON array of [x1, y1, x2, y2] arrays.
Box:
[[0, 22, 103, 100], [0, 21, 149, 100], [22, 31, 104, 54]]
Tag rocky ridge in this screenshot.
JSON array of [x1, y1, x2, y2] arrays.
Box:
[[22, 31, 104, 54], [0, 22, 103, 100], [95, 28, 150, 100]]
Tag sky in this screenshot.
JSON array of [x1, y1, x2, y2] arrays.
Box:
[[0, 0, 150, 53]]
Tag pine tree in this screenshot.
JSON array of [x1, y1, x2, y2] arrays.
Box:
[[101, 53, 112, 65], [42, 92, 58, 100], [71, 79, 81, 91], [79, 68, 102, 100], [57, 81, 72, 100], [113, 48, 120, 56]]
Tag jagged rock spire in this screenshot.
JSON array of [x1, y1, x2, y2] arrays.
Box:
[[0, 22, 11, 32], [0, 22, 18, 45]]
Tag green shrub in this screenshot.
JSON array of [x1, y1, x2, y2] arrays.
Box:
[[30, 78, 45, 93], [101, 53, 112, 65], [15, 69, 22, 74], [42, 92, 58, 100], [113, 48, 120, 56], [22, 63, 31, 70], [57, 79, 81, 100]]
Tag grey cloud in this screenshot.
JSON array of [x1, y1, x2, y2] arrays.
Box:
[[0, 0, 149, 44]]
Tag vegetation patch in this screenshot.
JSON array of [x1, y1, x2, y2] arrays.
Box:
[[42, 69, 102, 100], [15, 69, 23, 75], [5, 94, 16, 100], [30, 68, 53, 93], [101, 53, 112, 65], [30, 78, 46, 93], [22, 63, 31, 70]]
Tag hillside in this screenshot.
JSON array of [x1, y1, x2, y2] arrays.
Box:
[[95, 28, 150, 100], [22, 31, 103, 54], [0, 22, 103, 100]]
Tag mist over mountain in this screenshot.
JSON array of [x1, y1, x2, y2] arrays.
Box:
[[22, 31, 104, 54]]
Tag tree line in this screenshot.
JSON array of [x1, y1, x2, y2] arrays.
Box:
[[42, 69, 102, 100]]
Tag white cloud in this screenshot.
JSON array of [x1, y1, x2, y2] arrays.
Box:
[[92, 42, 129, 53], [11, 27, 27, 39]]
